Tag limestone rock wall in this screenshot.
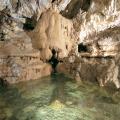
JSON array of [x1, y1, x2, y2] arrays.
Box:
[[0, 8, 52, 83], [57, 0, 120, 89], [0, 0, 73, 83], [0, 28, 52, 83], [57, 56, 120, 89], [77, 0, 120, 56], [30, 9, 75, 60], [0, 54, 52, 84]]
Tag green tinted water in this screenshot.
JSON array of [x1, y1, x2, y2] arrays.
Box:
[[0, 74, 120, 120]]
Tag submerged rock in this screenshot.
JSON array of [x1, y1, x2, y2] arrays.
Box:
[[57, 56, 120, 89], [49, 100, 65, 110]]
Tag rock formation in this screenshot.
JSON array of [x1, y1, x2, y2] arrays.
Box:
[[57, 0, 120, 89], [0, 0, 120, 89], [30, 9, 75, 60], [0, 7, 52, 83]]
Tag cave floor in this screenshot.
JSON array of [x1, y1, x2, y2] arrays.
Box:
[[0, 74, 120, 120]]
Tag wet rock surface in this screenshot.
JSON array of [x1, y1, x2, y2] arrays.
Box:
[[57, 56, 120, 88]]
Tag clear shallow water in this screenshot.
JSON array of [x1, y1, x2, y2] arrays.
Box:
[[0, 74, 120, 120]]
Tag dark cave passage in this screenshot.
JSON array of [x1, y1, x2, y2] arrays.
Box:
[[78, 43, 88, 52], [81, 0, 91, 11], [52, 0, 56, 3], [48, 49, 59, 72], [0, 78, 8, 87], [60, 0, 91, 19], [0, 33, 5, 41], [23, 16, 37, 31]]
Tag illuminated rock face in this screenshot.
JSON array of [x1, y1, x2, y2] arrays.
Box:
[[0, 8, 52, 83], [0, 29, 52, 84], [78, 0, 120, 57], [56, 0, 120, 88], [0, 0, 74, 83], [30, 9, 75, 60], [57, 56, 120, 89]]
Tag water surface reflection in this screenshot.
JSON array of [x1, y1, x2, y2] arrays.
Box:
[[0, 74, 120, 120]]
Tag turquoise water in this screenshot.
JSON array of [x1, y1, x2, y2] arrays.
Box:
[[0, 74, 120, 120]]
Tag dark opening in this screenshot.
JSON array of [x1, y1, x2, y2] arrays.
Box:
[[52, 0, 56, 3], [60, 0, 91, 19], [0, 7, 12, 25], [0, 33, 5, 41], [60, 0, 82, 19], [81, 0, 91, 11], [0, 78, 8, 87], [48, 49, 59, 72], [23, 17, 37, 31], [78, 43, 88, 52]]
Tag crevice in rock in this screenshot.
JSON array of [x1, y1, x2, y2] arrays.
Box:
[[60, 0, 91, 19], [52, 0, 56, 3], [78, 43, 88, 52], [23, 16, 37, 31], [0, 78, 8, 87], [81, 0, 91, 11], [0, 33, 5, 41], [48, 49, 59, 72]]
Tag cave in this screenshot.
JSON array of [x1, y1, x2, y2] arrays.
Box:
[[0, 0, 120, 120], [48, 49, 59, 72], [23, 16, 37, 30], [78, 43, 88, 52]]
